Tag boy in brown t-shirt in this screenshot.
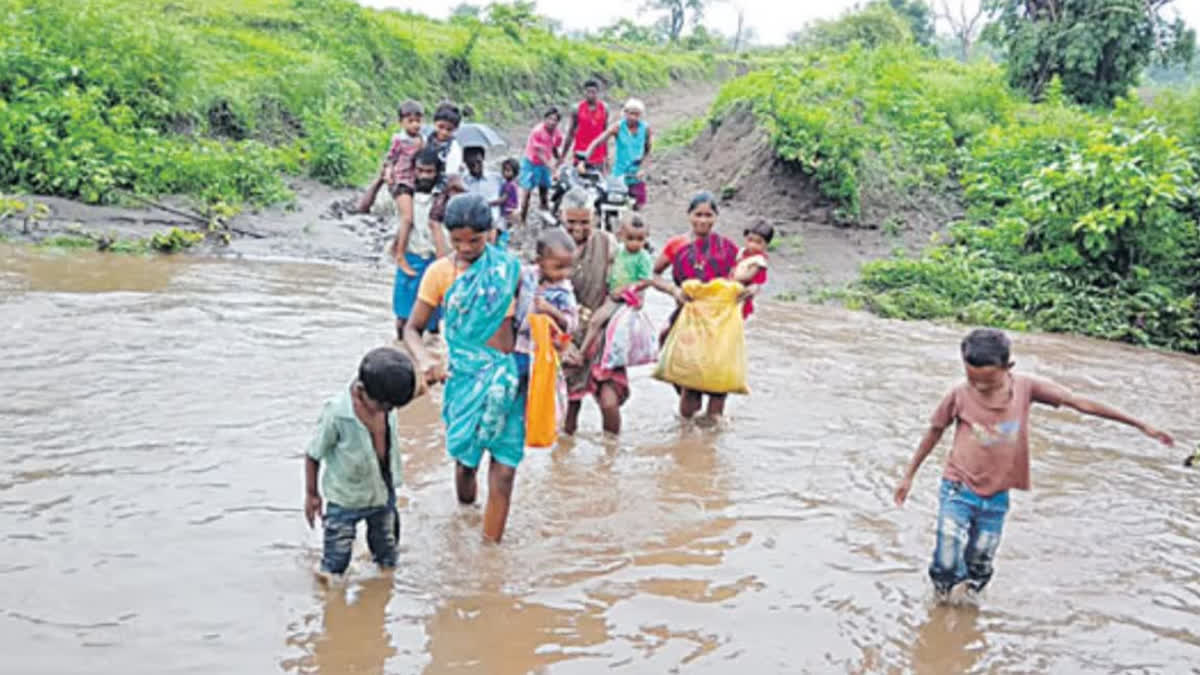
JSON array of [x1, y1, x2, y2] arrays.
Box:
[[894, 328, 1174, 599]]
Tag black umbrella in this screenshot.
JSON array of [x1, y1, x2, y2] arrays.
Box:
[[420, 122, 507, 151]]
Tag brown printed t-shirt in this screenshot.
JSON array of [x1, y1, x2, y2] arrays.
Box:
[[931, 374, 1071, 497]]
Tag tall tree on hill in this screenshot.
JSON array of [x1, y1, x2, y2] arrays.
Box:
[[986, 0, 1196, 106], [938, 0, 989, 61], [884, 0, 936, 46], [642, 0, 710, 43]]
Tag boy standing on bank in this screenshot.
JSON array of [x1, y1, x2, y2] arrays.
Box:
[[894, 328, 1174, 600]]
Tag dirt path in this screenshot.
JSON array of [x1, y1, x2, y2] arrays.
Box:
[[2, 80, 932, 295]]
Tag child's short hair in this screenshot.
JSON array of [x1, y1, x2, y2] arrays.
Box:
[[583, 78, 600, 90], [745, 221, 775, 245], [398, 100, 423, 119], [359, 347, 417, 407], [414, 146, 444, 174], [536, 227, 577, 257], [463, 146, 485, 162], [444, 193, 493, 232], [961, 328, 1012, 368], [501, 157, 519, 176], [621, 212, 646, 233], [433, 101, 462, 127], [544, 106, 561, 120]]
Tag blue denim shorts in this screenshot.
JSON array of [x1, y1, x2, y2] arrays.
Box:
[[393, 252, 441, 330], [518, 158, 552, 190], [929, 478, 1009, 594], [320, 497, 398, 575]]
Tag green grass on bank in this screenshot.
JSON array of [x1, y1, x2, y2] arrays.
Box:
[[0, 0, 726, 210], [710, 44, 1200, 353]]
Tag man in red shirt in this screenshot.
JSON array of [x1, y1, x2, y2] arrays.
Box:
[[560, 79, 609, 172]]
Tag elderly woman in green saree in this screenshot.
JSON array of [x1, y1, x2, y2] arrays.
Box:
[[403, 193, 532, 543]]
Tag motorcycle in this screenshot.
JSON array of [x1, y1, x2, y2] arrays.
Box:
[[547, 153, 642, 233]]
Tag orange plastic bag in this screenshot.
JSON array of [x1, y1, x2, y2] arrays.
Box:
[[526, 314, 569, 448]]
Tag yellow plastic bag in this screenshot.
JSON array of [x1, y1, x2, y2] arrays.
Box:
[[653, 278, 749, 394], [526, 313, 568, 448]]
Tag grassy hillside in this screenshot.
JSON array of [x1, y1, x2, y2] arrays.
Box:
[[709, 44, 1200, 353], [0, 0, 719, 209]]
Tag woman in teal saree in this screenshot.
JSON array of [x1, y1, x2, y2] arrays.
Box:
[[404, 194, 532, 543]]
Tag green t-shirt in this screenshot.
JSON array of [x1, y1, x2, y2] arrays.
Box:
[[307, 386, 404, 509], [608, 247, 654, 293]]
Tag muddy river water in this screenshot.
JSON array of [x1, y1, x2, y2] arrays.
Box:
[[1, 245, 1199, 674]]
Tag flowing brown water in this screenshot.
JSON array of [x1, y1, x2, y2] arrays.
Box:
[[1, 244, 1199, 674]]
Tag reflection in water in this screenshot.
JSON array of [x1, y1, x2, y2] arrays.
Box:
[[287, 577, 396, 674], [422, 592, 609, 674], [911, 604, 985, 674], [1, 245, 1199, 673]]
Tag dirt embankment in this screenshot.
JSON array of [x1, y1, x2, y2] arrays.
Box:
[[641, 102, 953, 298], [2, 81, 949, 294]]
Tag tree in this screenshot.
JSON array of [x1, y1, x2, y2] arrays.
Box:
[[449, 3, 482, 22], [598, 17, 668, 45], [486, 1, 545, 41], [790, 2, 914, 50], [733, 5, 747, 52], [938, 0, 989, 61], [684, 25, 728, 50], [986, 0, 1197, 106], [884, 0, 936, 46], [641, 0, 710, 43]]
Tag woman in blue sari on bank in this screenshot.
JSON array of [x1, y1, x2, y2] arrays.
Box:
[[403, 193, 532, 543]]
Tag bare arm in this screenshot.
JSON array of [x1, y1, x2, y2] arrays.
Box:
[[1061, 394, 1174, 445], [651, 254, 688, 303], [402, 300, 445, 383], [894, 426, 947, 506], [535, 299, 570, 332], [357, 160, 388, 214], [584, 123, 619, 158], [560, 110, 579, 159], [430, 219, 449, 259], [304, 456, 321, 528], [640, 127, 653, 173]]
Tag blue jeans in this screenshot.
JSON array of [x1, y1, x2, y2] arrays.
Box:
[[929, 479, 1009, 594], [321, 497, 398, 574]]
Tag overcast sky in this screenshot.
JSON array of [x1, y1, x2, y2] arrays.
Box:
[[358, 0, 1200, 47]]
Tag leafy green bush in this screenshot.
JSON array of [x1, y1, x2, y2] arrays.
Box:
[[713, 41, 1200, 353], [0, 0, 719, 206], [712, 45, 1007, 220]]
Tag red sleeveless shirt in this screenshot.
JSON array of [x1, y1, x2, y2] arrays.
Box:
[[574, 100, 608, 164]]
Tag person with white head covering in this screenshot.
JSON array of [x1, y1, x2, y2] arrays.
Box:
[[583, 97, 653, 211]]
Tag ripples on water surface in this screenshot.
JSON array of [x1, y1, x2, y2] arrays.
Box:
[[1, 245, 1198, 674]]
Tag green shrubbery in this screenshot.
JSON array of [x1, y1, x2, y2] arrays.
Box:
[[713, 44, 1200, 352], [0, 0, 716, 208], [712, 45, 1013, 221]]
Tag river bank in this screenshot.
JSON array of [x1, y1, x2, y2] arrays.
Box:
[[0, 79, 935, 302]]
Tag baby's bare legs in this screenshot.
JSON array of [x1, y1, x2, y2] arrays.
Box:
[[580, 297, 621, 356]]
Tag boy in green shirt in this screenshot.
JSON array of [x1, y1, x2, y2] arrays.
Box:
[[304, 347, 421, 579], [579, 214, 658, 356]]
